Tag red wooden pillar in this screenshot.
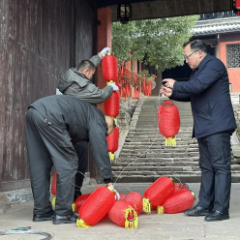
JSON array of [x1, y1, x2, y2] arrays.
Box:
[[97, 7, 112, 113]]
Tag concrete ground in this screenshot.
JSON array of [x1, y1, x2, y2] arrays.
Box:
[[0, 183, 240, 240]]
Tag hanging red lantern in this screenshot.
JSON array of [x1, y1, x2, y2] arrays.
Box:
[[143, 177, 175, 214], [51, 170, 57, 196], [76, 186, 116, 228], [125, 192, 143, 215], [158, 100, 180, 146], [157, 189, 195, 214], [102, 54, 118, 82], [74, 193, 91, 212], [106, 127, 119, 161], [104, 91, 120, 118], [108, 200, 138, 229]]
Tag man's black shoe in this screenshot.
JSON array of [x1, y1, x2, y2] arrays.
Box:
[[53, 213, 78, 225], [184, 206, 212, 216], [33, 211, 54, 222], [205, 210, 229, 222]]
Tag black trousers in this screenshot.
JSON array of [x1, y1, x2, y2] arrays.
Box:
[[73, 141, 88, 200], [198, 131, 232, 214], [25, 108, 78, 216]]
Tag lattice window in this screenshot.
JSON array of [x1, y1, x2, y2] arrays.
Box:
[[226, 44, 240, 68]]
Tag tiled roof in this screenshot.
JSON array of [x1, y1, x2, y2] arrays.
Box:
[[193, 17, 240, 35]]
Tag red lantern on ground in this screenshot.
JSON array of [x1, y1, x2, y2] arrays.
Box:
[[143, 177, 175, 214], [118, 193, 126, 201], [157, 189, 195, 214], [158, 100, 180, 146], [125, 192, 143, 215], [108, 200, 138, 229], [102, 54, 118, 82], [74, 193, 91, 212], [77, 186, 116, 228], [173, 183, 189, 193], [106, 127, 119, 161]]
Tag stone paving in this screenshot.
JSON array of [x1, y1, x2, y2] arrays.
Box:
[[0, 183, 240, 240]]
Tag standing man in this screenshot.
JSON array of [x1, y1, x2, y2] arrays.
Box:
[[25, 95, 116, 224], [58, 47, 119, 200], [161, 39, 236, 222]]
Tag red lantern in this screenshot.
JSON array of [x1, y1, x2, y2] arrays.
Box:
[[106, 127, 119, 161], [74, 193, 91, 212], [158, 101, 180, 146], [102, 55, 118, 82], [173, 183, 189, 193], [108, 200, 138, 229], [104, 91, 120, 117], [143, 177, 174, 213], [118, 193, 126, 201], [51, 170, 57, 196], [125, 192, 143, 215], [77, 186, 116, 228], [157, 189, 195, 214]]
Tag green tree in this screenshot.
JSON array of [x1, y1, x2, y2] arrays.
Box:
[[112, 16, 198, 71]]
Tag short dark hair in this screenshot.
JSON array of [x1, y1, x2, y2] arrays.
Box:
[[183, 39, 207, 53], [77, 60, 96, 72]]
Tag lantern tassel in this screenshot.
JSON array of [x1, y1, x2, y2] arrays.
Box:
[[51, 197, 56, 207], [124, 208, 138, 229], [165, 137, 176, 146], [157, 206, 165, 215], [72, 203, 76, 212], [76, 219, 91, 228], [142, 198, 151, 214]]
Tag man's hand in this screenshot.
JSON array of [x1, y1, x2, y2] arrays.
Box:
[[109, 83, 119, 91], [162, 78, 176, 89], [160, 86, 173, 97], [99, 47, 111, 58]]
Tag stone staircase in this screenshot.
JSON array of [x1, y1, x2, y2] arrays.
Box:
[[112, 96, 240, 183]]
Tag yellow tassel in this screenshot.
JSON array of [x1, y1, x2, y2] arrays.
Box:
[[113, 117, 117, 125], [51, 197, 56, 207], [108, 152, 115, 161], [76, 218, 91, 228], [124, 208, 138, 229], [72, 203, 76, 212], [157, 206, 164, 214], [165, 137, 176, 146], [142, 198, 151, 214]]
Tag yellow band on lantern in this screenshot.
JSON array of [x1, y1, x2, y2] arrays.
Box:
[[124, 208, 138, 229], [76, 219, 90, 228], [108, 152, 115, 161], [107, 80, 115, 85], [165, 137, 176, 146], [142, 198, 151, 214], [51, 197, 56, 207], [106, 185, 116, 195], [112, 117, 117, 126], [191, 191, 196, 200], [157, 206, 164, 215], [72, 203, 76, 212]]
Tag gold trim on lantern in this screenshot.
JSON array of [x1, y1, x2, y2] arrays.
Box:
[[107, 80, 115, 85], [124, 208, 138, 229], [190, 191, 196, 200], [157, 206, 164, 214], [106, 185, 116, 195], [76, 218, 90, 228], [72, 203, 76, 212], [165, 137, 176, 146], [113, 117, 117, 126], [142, 198, 151, 214], [51, 196, 56, 207], [108, 152, 115, 161]]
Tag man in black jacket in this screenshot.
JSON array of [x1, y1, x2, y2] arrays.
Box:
[[25, 95, 116, 224], [161, 40, 236, 222]]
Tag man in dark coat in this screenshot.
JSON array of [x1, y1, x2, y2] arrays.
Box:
[[57, 47, 119, 200], [25, 95, 116, 224], [161, 39, 236, 222]]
